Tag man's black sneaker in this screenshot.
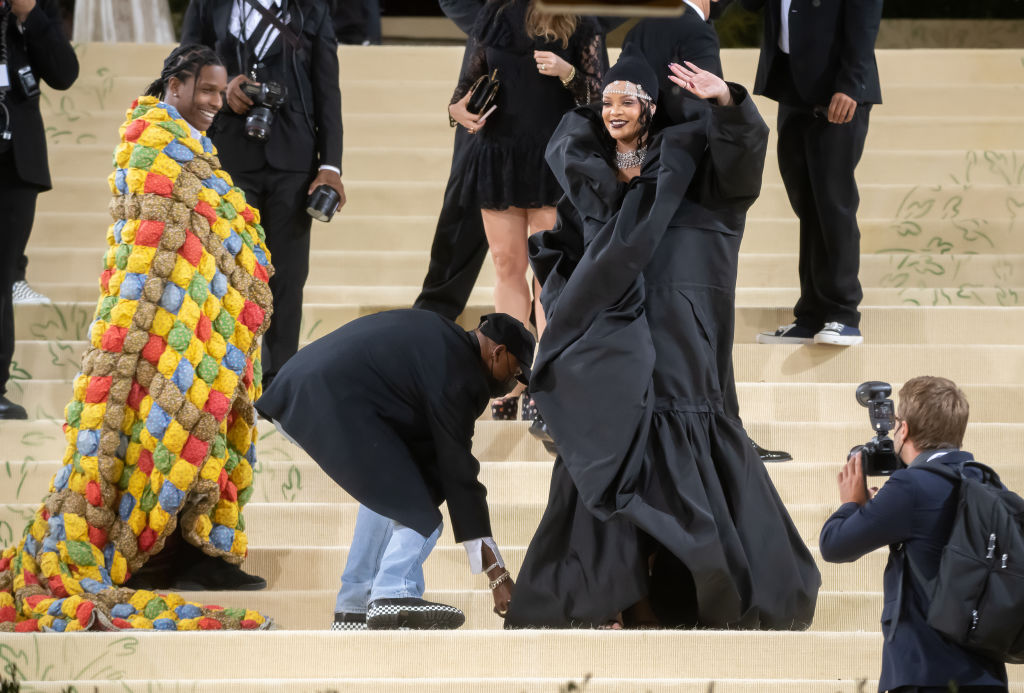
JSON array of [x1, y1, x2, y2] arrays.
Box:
[[332, 612, 368, 631], [366, 597, 465, 630], [173, 555, 268, 591]]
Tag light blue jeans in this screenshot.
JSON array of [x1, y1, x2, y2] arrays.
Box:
[[335, 504, 443, 614]]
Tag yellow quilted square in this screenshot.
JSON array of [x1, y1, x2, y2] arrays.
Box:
[[110, 551, 128, 584], [196, 514, 213, 540], [127, 469, 147, 497], [197, 188, 220, 208], [136, 124, 174, 149], [39, 553, 61, 579], [110, 299, 138, 328], [223, 287, 244, 317], [89, 320, 108, 349], [126, 245, 157, 274], [138, 428, 156, 452], [212, 217, 232, 240], [151, 308, 175, 337], [188, 378, 211, 409], [178, 296, 201, 330], [170, 255, 196, 288], [185, 337, 205, 366], [81, 403, 105, 429], [73, 374, 90, 401], [206, 333, 227, 360], [149, 152, 182, 180], [149, 470, 164, 492], [80, 456, 100, 482], [76, 564, 102, 582], [108, 270, 126, 297], [232, 323, 253, 352], [237, 246, 256, 274], [213, 367, 239, 396], [163, 420, 189, 454], [223, 189, 245, 211], [169, 459, 197, 491], [125, 168, 148, 194], [149, 506, 170, 534], [30, 517, 48, 541], [67, 471, 87, 495], [231, 531, 248, 556], [121, 219, 140, 244], [203, 294, 221, 320], [178, 618, 199, 630], [212, 500, 238, 528], [229, 458, 253, 491], [106, 171, 118, 195], [115, 142, 131, 168], [164, 593, 185, 609], [200, 456, 224, 482], [157, 348, 181, 379], [198, 253, 217, 279], [127, 507, 147, 536], [216, 169, 233, 187]]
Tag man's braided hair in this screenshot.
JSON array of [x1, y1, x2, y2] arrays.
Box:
[[145, 43, 223, 99]]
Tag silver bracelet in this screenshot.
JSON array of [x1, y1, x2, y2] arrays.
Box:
[[483, 561, 500, 575], [489, 571, 511, 590]]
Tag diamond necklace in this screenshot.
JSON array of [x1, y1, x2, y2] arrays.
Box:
[[615, 145, 647, 170]]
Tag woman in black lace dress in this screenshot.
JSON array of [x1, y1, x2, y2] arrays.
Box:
[[447, 0, 604, 419]]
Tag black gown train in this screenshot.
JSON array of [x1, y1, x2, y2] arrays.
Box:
[[505, 88, 821, 629]]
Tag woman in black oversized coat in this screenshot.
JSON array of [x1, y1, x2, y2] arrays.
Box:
[[505, 58, 821, 629]]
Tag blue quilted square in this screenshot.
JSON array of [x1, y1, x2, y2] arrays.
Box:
[[119, 272, 146, 301], [145, 402, 171, 439], [160, 282, 186, 313], [76, 429, 100, 456], [172, 358, 195, 392]]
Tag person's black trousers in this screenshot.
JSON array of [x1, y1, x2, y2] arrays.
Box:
[[0, 152, 40, 397], [412, 125, 489, 321], [231, 167, 314, 386], [771, 59, 869, 329]]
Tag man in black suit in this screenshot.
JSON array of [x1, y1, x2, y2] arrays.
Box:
[[745, 0, 882, 347], [820, 376, 1008, 692], [0, 0, 78, 419], [181, 0, 345, 387]]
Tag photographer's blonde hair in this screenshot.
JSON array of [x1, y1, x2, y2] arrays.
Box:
[[898, 376, 970, 451]]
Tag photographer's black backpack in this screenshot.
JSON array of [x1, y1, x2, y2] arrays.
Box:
[[899, 454, 1024, 663]]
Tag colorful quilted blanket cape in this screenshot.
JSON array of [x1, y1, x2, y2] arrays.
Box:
[[0, 97, 274, 632]]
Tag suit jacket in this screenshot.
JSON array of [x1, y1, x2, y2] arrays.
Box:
[[1, 0, 78, 190], [255, 309, 493, 542], [819, 450, 1008, 692], [622, 9, 723, 130], [180, 0, 343, 174], [741, 0, 882, 107]]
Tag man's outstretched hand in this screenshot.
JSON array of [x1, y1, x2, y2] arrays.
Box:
[[308, 168, 346, 212]]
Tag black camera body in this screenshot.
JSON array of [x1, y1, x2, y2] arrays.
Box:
[[851, 380, 905, 476], [240, 81, 287, 142]]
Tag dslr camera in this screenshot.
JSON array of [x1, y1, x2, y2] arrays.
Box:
[[850, 381, 905, 476], [240, 80, 287, 142]]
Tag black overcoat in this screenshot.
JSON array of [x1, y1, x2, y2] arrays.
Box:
[[506, 89, 820, 629], [255, 309, 493, 541]]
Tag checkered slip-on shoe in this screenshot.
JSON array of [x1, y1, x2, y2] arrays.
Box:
[[332, 612, 368, 631], [366, 598, 466, 630]]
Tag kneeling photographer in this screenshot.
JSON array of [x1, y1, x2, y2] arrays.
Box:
[[181, 0, 345, 388], [820, 376, 1010, 693]]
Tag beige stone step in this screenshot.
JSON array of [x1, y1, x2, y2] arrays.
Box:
[[19, 243, 1024, 289], [27, 211, 1024, 259], [14, 302, 1024, 347]]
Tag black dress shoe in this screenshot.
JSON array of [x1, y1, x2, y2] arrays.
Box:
[[751, 437, 792, 463], [528, 414, 558, 456], [366, 597, 465, 630], [172, 554, 268, 591], [0, 396, 27, 420]]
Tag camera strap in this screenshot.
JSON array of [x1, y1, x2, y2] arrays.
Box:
[[238, 0, 308, 59]]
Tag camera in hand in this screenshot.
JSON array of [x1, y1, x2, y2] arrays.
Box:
[[240, 81, 287, 141], [306, 184, 340, 223], [850, 380, 905, 476]]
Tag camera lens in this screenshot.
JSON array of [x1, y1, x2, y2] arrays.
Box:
[[245, 107, 274, 141]]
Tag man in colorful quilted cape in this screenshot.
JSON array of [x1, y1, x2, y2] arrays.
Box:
[[0, 45, 274, 633]]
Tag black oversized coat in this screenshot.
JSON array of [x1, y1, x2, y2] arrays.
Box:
[[255, 309, 493, 541]]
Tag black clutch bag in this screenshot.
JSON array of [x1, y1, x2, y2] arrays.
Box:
[[466, 68, 500, 115]]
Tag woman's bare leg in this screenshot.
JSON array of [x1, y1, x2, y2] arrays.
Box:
[[526, 206, 557, 339], [481, 207, 530, 402]]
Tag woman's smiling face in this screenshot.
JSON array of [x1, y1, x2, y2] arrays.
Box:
[[602, 83, 645, 147]]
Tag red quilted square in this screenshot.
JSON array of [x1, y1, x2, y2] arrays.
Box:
[[240, 207, 254, 223], [204, 390, 231, 421], [85, 480, 103, 506], [221, 480, 238, 503], [100, 268, 115, 292], [135, 220, 166, 247], [128, 380, 148, 410], [88, 525, 108, 548], [196, 314, 212, 341], [179, 231, 203, 266], [143, 173, 173, 197], [47, 575, 69, 598], [138, 527, 157, 553], [124, 119, 148, 142], [85, 376, 113, 404], [242, 359, 254, 389], [194, 200, 218, 226], [141, 335, 166, 364], [137, 448, 154, 475], [181, 435, 210, 466], [254, 262, 269, 283], [239, 301, 265, 332], [101, 325, 128, 352]]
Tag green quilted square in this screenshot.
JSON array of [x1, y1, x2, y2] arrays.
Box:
[[188, 274, 208, 305], [128, 145, 159, 170], [153, 442, 174, 474], [168, 320, 192, 353], [213, 309, 235, 340], [197, 354, 219, 385], [157, 120, 187, 139], [66, 540, 96, 567]]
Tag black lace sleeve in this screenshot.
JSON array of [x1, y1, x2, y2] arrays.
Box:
[[564, 27, 605, 106], [451, 36, 489, 105]]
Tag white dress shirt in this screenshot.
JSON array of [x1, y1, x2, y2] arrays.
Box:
[[778, 0, 792, 53], [682, 0, 707, 21], [229, 0, 284, 61], [463, 537, 506, 574]]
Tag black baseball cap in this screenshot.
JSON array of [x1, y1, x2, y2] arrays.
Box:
[[478, 313, 535, 385]]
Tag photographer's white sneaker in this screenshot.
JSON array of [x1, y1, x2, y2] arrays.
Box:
[[12, 280, 51, 305], [814, 322, 864, 346]]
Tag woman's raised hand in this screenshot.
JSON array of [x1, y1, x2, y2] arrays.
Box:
[[668, 61, 733, 107]]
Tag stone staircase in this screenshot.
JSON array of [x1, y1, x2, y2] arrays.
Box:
[[0, 43, 1022, 691]]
